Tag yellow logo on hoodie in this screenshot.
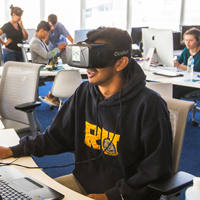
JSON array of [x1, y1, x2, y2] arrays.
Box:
[[84, 121, 120, 156]]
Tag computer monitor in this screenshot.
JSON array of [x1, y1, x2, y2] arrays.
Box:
[[173, 31, 185, 50], [131, 27, 148, 45], [180, 25, 200, 41], [74, 29, 92, 44], [23, 29, 36, 43], [142, 28, 174, 67]]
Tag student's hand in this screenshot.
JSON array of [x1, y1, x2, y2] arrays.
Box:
[[87, 193, 108, 200], [174, 60, 180, 68], [0, 146, 13, 159], [58, 42, 67, 52], [18, 20, 24, 29], [5, 38, 12, 46]]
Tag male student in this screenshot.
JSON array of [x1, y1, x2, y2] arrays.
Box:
[[0, 27, 172, 200], [44, 14, 74, 64]]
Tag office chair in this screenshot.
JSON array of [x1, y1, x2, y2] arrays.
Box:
[[148, 97, 196, 200], [0, 61, 43, 136], [17, 43, 31, 63], [182, 90, 200, 127], [0, 44, 3, 66], [50, 69, 82, 110], [146, 82, 173, 98]]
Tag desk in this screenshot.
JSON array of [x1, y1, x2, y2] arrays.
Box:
[[40, 64, 87, 79], [143, 69, 200, 88], [1, 63, 199, 88], [0, 129, 91, 200], [0, 64, 88, 79]]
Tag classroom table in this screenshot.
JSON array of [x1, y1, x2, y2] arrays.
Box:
[[0, 64, 88, 82], [143, 67, 200, 88], [1, 62, 200, 88], [0, 128, 91, 200]]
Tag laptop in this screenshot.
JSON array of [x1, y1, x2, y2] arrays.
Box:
[[0, 165, 64, 200]]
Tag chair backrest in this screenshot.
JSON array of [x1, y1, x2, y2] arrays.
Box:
[[0, 44, 3, 66], [17, 44, 29, 63], [51, 69, 82, 99], [0, 61, 42, 124], [146, 82, 173, 98], [163, 97, 195, 174]]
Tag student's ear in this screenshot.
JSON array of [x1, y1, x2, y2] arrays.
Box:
[[115, 56, 129, 72]]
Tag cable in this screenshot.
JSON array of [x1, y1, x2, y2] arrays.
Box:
[[0, 89, 124, 170]]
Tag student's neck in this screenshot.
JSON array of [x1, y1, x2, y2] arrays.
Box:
[[10, 20, 17, 25], [98, 76, 126, 98], [190, 46, 200, 56]]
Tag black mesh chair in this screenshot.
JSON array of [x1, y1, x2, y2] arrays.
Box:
[[182, 90, 200, 126]]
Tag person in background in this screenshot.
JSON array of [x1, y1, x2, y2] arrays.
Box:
[[44, 14, 73, 64], [0, 4, 28, 63], [30, 21, 67, 106], [0, 27, 172, 200], [173, 28, 200, 99]]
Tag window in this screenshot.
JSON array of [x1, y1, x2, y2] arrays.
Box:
[[84, 0, 127, 30], [1, 0, 200, 37], [131, 0, 182, 31], [43, 0, 80, 40], [0, 1, 6, 27], [5, 0, 40, 29], [182, 0, 200, 25]]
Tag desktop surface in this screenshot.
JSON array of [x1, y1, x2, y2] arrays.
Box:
[[138, 60, 200, 88], [0, 129, 91, 200]]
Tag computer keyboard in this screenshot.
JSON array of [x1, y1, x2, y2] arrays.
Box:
[[154, 66, 184, 72], [149, 66, 185, 77], [152, 70, 184, 77], [0, 178, 32, 200]]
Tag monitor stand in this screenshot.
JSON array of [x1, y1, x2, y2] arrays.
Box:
[[142, 47, 155, 70]]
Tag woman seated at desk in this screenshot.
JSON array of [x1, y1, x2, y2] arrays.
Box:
[[173, 27, 200, 99]]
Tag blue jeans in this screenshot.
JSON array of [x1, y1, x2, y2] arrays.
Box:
[[3, 49, 24, 64]]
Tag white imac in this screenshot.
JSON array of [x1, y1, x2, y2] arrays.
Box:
[[74, 29, 92, 44], [142, 28, 174, 70]]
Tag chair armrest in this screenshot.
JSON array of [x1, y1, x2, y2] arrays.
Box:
[[148, 171, 195, 196], [15, 101, 41, 112], [183, 90, 200, 99]]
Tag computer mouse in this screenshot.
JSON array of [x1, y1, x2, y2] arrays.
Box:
[[157, 64, 164, 66], [44, 199, 59, 200]]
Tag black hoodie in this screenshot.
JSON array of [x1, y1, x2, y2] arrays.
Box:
[[11, 59, 172, 200]]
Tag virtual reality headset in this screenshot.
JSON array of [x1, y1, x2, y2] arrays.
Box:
[[66, 43, 131, 68]]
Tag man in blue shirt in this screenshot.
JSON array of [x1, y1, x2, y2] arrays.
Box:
[[44, 14, 73, 64]]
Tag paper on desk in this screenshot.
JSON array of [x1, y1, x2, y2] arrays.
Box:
[[0, 119, 5, 129]]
